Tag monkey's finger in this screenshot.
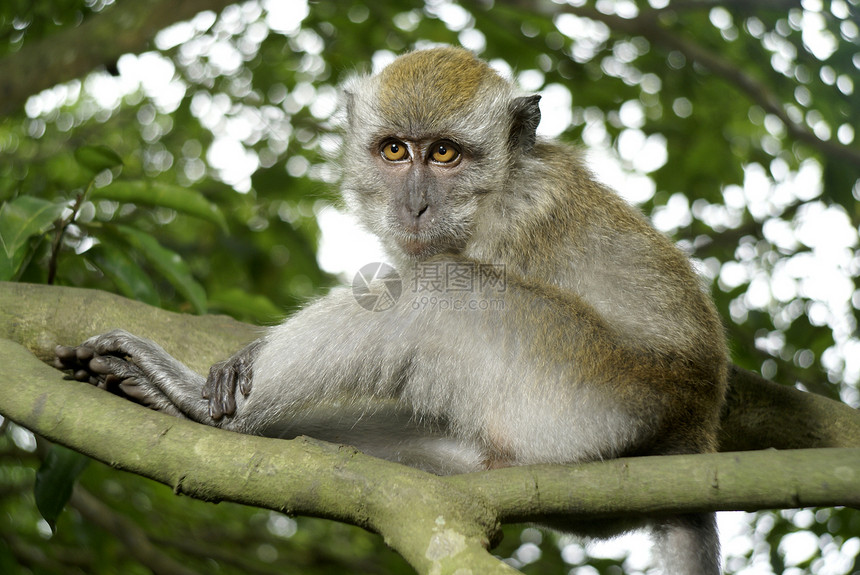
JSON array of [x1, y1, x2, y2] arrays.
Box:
[[54, 357, 73, 371], [205, 378, 226, 420], [238, 374, 252, 397], [75, 346, 94, 362], [208, 401, 224, 420], [218, 368, 239, 417], [81, 329, 139, 358], [89, 355, 143, 382], [117, 379, 184, 418], [219, 383, 237, 417], [117, 379, 187, 419], [235, 356, 253, 397], [55, 345, 77, 362], [101, 373, 125, 393], [118, 379, 154, 402], [73, 369, 93, 383], [207, 387, 233, 419], [205, 368, 237, 419], [54, 345, 84, 371]]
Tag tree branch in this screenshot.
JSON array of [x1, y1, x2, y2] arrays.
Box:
[[1, 337, 858, 573], [448, 447, 860, 525], [719, 365, 860, 450], [0, 0, 238, 117], [1, 281, 859, 574]]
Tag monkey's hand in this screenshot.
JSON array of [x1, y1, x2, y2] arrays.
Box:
[[202, 340, 261, 420], [55, 329, 207, 421]]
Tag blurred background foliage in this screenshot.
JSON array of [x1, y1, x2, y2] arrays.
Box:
[[1, 0, 859, 573]]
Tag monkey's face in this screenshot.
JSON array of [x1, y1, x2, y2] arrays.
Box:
[[369, 134, 479, 258], [339, 47, 541, 262], [341, 122, 514, 262]]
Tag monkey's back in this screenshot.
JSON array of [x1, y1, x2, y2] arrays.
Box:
[[468, 140, 728, 454]]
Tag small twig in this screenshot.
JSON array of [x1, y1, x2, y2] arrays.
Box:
[[47, 182, 92, 285]]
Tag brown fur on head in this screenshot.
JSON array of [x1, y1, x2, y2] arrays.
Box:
[[377, 46, 507, 127]]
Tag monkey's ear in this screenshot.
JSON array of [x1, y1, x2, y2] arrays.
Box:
[[509, 95, 541, 154]]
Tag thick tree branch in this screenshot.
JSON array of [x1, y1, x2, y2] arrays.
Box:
[[0, 0, 237, 117], [448, 447, 860, 525], [0, 281, 258, 373], [0, 337, 511, 575], [719, 365, 860, 450]]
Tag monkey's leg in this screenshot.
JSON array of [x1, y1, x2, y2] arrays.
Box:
[[260, 401, 485, 474], [55, 329, 211, 423]]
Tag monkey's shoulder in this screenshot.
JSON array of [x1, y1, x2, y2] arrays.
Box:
[[503, 141, 663, 246]]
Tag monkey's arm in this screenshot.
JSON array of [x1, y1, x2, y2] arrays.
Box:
[[55, 322, 485, 474], [56, 256, 720, 467], [230, 258, 720, 464]]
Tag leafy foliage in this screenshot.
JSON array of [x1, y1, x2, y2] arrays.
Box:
[[1, 0, 858, 573], [33, 446, 89, 532]]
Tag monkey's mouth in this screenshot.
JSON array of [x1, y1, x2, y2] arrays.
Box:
[[394, 230, 450, 258], [398, 237, 435, 257], [396, 233, 465, 260]]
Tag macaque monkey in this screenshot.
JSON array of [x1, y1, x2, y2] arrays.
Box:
[[56, 46, 728, 574]]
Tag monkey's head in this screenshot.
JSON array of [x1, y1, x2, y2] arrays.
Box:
[[341, 46, 541, 261]]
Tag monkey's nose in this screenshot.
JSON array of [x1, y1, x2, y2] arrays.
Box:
[[398, 200, 432, 232], [407, 187, 429, 217]]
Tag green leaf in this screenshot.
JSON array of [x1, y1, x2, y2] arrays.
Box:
[[35, 445, 90, 531], [103, 224, 207, 314], [208, 287, 284, 324], [91, 181, 228, 232], [0, 196, 67, 281], [73, 145, 123, 173], [86, 243, 161, 306]]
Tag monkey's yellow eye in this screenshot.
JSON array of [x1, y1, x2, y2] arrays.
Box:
[[430, 142, 460, 163], [381, 141, 408, 161]]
